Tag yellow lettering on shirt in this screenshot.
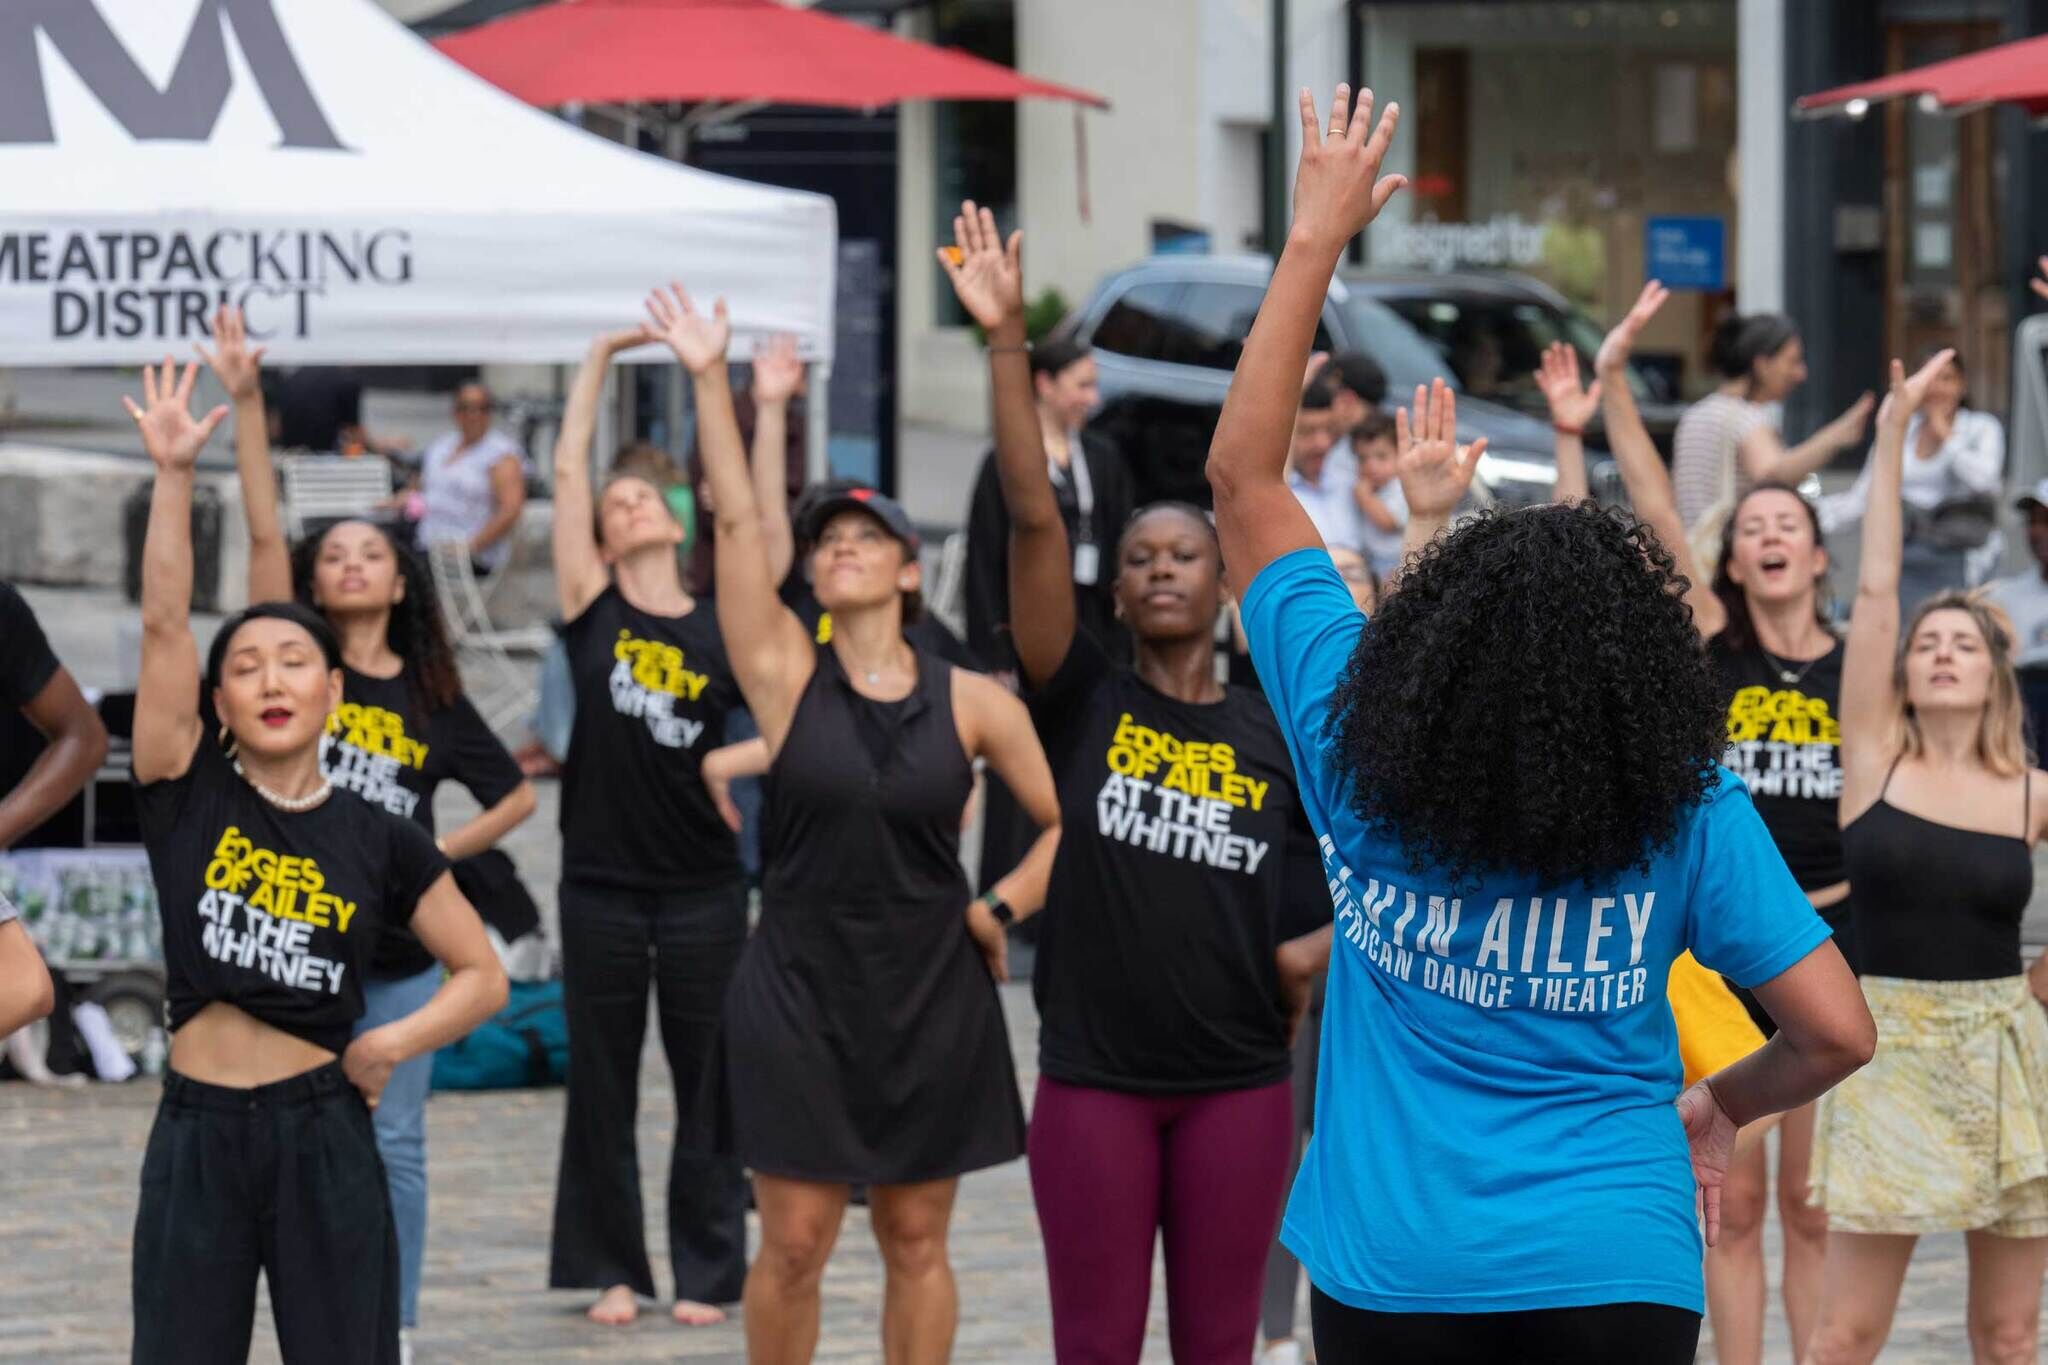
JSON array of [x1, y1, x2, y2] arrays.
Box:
[[325, 703, 430, 769], [1105, 716, 1264, 809], [613, 630, 711, 701], [203, 826, 358, 933]]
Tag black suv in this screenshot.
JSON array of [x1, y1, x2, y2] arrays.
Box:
[[1062, 257, 1680, 510]]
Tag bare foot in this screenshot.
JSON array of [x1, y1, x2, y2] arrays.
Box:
[[586, 1285, 638, 1326], [672, 1300, 727, 1327]]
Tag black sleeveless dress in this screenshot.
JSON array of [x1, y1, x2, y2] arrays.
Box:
[[710, 646, 1026, 1184]]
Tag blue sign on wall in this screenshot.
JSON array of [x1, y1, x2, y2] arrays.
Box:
[[1644, 216, 1725, 291]]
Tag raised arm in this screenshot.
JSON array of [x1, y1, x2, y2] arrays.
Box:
[[938, 205, 1075, 687], [1839, 350, 1954, 816], [1590, 284, 1725, 638], [1737, 392, 1875, 489], [749, 334, 803, 587], [124, 361, 228, 784], [1533, 341, 1597, 505], [551, 328, 655, 621], [198, 306, 291, 602], [647, 285, 815, 749], [1388, 380, 1486, 586], [1208, 85, 1405, 585]]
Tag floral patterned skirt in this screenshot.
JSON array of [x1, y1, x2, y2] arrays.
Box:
[[1811, 974, 2048, 1237]]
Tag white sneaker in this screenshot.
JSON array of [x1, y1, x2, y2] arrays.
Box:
[[1256, 1340, 1303, 1365], [399, 1328, 415, 1365]]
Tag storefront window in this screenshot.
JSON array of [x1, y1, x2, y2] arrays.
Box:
[[1365, 1, 1737, 396], [932, 0, 1016, 327]]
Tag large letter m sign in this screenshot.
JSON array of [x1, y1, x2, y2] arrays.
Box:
[[0, 0, 345, 149]]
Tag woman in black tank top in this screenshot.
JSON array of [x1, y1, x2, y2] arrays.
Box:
[[1806, 351, 2048, 1363], [1599, 288, 1851, 1362], [641, 284, 1062, 1364]]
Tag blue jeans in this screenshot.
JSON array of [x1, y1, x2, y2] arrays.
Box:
[[356, 966, 442, 1329], [530, 637, 574, 763]]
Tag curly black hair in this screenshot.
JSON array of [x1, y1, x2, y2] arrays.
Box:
[[290, 524, 464, 713], [1326, 501, 1723, 889]]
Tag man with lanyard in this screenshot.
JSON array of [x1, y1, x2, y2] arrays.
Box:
[[961, 335, 1134, 917]]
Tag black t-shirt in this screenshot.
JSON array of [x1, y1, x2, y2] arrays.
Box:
[[134, 735, 447, 1056], [322, 666, 523, 979], [1026, 631, 1326, 1094], [1709, 634, 1847, 891], [559, 586, 743, 891], [0, 583, 59, 709]]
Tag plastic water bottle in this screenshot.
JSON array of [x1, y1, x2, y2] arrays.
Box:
[[139, 1028, 168, 1079]]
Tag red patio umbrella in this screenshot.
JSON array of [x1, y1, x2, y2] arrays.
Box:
[[1796, 31, 2048, 120], [433, 0, 1107, 111]]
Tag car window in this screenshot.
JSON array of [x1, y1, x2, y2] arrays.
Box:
[[1086, 282, 1182, 362], [1379, 294, 1658, 406], [1177, 283, 1267, 369], [1335, 297, 1463, 397]]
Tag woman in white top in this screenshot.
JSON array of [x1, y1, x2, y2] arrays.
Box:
[[1672, 313, 1873, 560], [415, 381, 528, 573], [1822, 349, 2005, 610]]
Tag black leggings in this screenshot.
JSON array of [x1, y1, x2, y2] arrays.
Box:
[[1310, 1287, 1700, 1365]]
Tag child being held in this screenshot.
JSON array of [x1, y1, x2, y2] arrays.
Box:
[[1350, 410, 1406, 579]]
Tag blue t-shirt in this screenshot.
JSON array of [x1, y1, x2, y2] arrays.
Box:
[[1239, 548, 1830, 1316]]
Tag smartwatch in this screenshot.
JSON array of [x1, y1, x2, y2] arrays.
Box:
[[979, 889, 1015, 926]]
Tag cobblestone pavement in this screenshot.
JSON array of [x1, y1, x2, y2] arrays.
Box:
[[0, 988, 2007, 1364]]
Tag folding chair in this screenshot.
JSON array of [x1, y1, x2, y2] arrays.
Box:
[[426, 539, 550, 737]]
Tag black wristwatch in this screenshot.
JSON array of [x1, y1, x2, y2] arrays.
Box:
[[979, 889, 1015, 926]]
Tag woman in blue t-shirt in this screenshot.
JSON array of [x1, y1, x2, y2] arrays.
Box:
[[1205, 85, 1875, 1362]]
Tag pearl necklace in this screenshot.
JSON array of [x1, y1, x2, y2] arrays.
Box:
[[233, 759, 332, 812]]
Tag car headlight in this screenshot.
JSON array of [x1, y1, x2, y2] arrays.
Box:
[[1474, 452, 1555, 509]]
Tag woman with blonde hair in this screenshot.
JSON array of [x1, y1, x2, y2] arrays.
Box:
[[1803, 350, 2048, 1365]]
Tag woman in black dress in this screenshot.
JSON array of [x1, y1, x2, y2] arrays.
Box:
[[124, 360, 505, 1365], [641, 284, 1061, 1365]]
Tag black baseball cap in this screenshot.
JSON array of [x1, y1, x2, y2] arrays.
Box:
[[799, 485, 921, 552]]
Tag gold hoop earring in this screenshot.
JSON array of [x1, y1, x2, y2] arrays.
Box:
[[218, 723, 239, 759]]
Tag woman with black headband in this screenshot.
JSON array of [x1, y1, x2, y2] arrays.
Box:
[[123, 359, 504, 1365]]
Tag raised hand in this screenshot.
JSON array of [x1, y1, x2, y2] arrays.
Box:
[[1828, 390, 1878, 445], [122, 358, 227, 472], [645, 283, 731, 376], [1677, 1080, 1736, 1247], [752, 333, 805, 406], [1394, 380, 1487, 519], [593, 324, 659, 359], [938, 199, 1024, 333], [1291, 84, 1406, 252], [1533, 342, 1600, 432], [1594, 281, 1668, 377], [194, 305, 265, 402], [1877, 348, 1955, 431]]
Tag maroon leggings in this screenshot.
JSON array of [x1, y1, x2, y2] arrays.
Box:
[[1028, 1074, 1295, 1364]]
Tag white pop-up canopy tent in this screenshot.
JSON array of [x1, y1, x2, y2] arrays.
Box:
[[0, 0, 838, 367]]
